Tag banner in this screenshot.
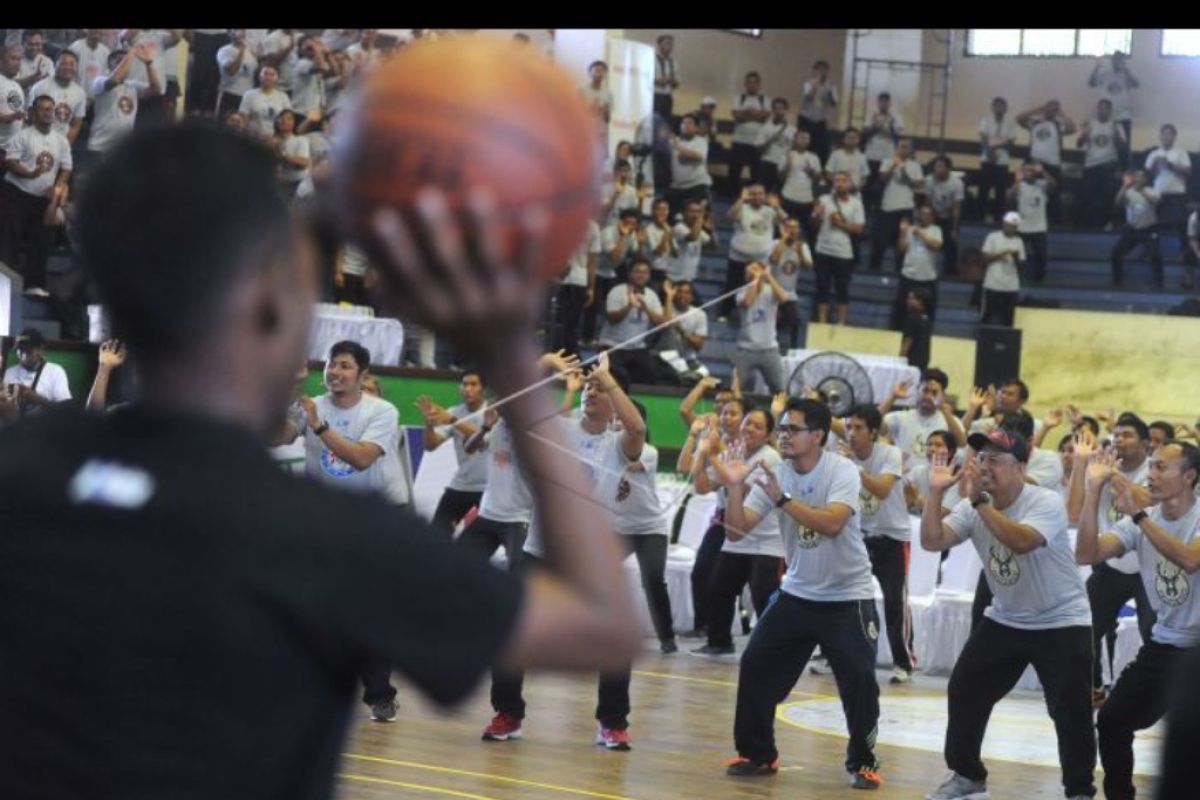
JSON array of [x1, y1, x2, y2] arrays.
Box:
[[606, 37, 654, 165]]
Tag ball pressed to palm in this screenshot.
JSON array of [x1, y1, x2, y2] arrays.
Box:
[[332, 35, 601, 281]]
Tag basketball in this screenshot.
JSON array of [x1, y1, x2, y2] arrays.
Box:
[[332, 35, 601, 281]]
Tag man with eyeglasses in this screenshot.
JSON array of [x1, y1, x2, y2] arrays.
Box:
[[712, 397, 883, 790], [920, 428, 1095, 800]]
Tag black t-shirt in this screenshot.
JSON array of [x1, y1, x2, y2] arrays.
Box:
[[0, 405, 523, 799], [902, 311, 932, 369]]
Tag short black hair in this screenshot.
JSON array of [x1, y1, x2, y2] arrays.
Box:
[[22, 29, 44, 42], [999, 409, 1035, 440], [1150, 420, 1176, 440], [849, 403, 882, 433], [657, 34, 674, 44], [993, 96, 1007, 105], [928, 429, 958, 460], [1114, 412, 1150, 441], [878, 92, 891, 101], [329, 340, 371, 372], [744, 405, 776, 435], [1057, 433, 1074, 452], [614, 158, 632, 171], [56, 50, 78, 65], [1002, 378, 1030, 402], [1162, 123, 1178, 136], [460, 369, 486, 387], [31, 94, 54, 108], [813, 60, 829, 69], [784, 397, 831, 445], [922, 368, 949, 390], [933, 155, 953, 169], [617, 208, 639, 221], [588, 60, 608, 71], [76, 123, 295, 364], [843, 127, 860, 137], [1077, 416, 1101, 437], [1164, 441, 1200, 487], [772, 97, 789, 109], [745, 71, 761, 81]]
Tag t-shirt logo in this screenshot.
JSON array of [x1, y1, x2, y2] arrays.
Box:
[[781, 257, 798, 276], [494, 449, 512, 469], [1093, 133, 1110, 148], [319, 447, 356, 478], [55, 103, 72, 123], [988, 541, 1020, 586], [35, 150, 54, 170], [1106, 501, 1126, 525], [117, 94, 135, 115], [1155, 558, 1191, 607], [911, 432, 927, 459], [5, 90, 20, 112], [859, 487, 880, 517], [1108, 82, 1123, 95], [616, 476, 632, 503], [796, 524, 821, 549], [1035, 126, 1052, 141]]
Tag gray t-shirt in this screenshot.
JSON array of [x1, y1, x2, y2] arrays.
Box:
[[745, 451, 875, 601], [1027, 116, 1063, 166], [670, 134, 712, 189], [849, 442, 909, 539], [735, 283, 779, 351], [88, 78, 147, 153], [478, 418, 533, 524], [526, 417, 621, 556], [906, 463, 962, 510], [884, 408, 952, 471], [668, 223, 710, 283], [1016, 179, 1049, 234], [1113, 500, 1200, 647], [599, 224, 637, 280], [442, 403, 490, 492], [661, 305, 708, 362], [924, 174, 965, 219], [781, 150, 822, 203], [981, 230, 1025, 292], [815, 193, 866, 260], [729, 204, 779, 262], [302, 393, 406, 505], [724, 445, 784, 557], [880, 158, 923, 212], [1121, 187, 1159, 230], [1097, 459, 1150, 574], [901, 224, 943, 282], [768, 238, 811, 299], [607, 444, 667, 537], [1026, 448, 1064, 490], [825, 148, 870, 191], [600, 284, 662, 350], [943, 485, 1091, 630]]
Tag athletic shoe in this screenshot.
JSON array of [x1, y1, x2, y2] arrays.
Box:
[[481, 712, 523, 741], [889, 668, 913, 685], [1092, 687, 1110, 709], [660, 638, 679, 654], [849, 765, 884, 790], [679, 628, 706, 639], [369, 698, 398, 723], [24, 287, 50, 298], [690, 643, 736, 657], [595, 725, 632, 751], [808, 655, 833, 675], [925, 771, 989, 800], [726, 756, 780, 777]]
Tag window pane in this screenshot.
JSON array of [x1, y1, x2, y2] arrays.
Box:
[[968, 29, 1021, 56], [1078, 29, 1132, 57], [1021, 29, 1077, 56], [1163, 30, 1200, 56]]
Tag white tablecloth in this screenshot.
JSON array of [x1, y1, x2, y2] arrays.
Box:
[[754, 349, 919, 406], [309, 312, 404, 366]]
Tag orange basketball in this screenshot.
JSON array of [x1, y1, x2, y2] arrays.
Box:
[[332, 36, 601, 281]]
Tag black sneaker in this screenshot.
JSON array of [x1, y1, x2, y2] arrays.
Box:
[[370, 698, 398, 723], [726, 756, 780, 777], [679, 628, 706, 639], [690, 644, 736, 657], [660, 638, 679, 654]]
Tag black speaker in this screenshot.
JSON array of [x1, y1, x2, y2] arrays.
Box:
[[974, 326, 1022, 389]]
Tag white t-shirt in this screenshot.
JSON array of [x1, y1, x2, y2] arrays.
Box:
[[781, 150, 822, 204], [126, 31, 173, 90], [600, 284, 662, 350], [3, 361, 72, 402], [1146, 146, 1192, 196], [981, 230, 1025, 292], [800, 80, 837, 123], [3, 125, 72, 196], [732, 93, 769, 145], [301, 393, 407, 504], [848, 442, 909, 539], [1026, 116, 1064, 166], [69, 39, 112, 99], [642, 222, 678, 276], [278, 133, 311, 182], [735, 283, 780, 351], [769, 239, 811, 299], [670, 135, 711, 189], [1026, 448, 1064, 490], [944, 486, 1092, 630], [1112, 500, 1200, 647], [604, 182, 639, 226], [599, 224, 637, 280], [906, 463, 962, 511], [563, 220, 601, 287], [745, 451, 875, 601], [217, 44, 258, 97], [901, 224, 943, 282], [17, 54, 53, 84], [667, 222, 710, 283], [924, 174, 965, 219], [1082, 119, 1124, 168], [28, 78, 86, 140], [755, 120, 796, 167], [1016, 180, 1049, 234], [607, 444, 668, 537], [88, 78, 146, 153], [1094, 61, 1134, 121], [979, 115, 1018, 166], [442, 402, 490, 493], [477, 417, 533, 524], [815, 193, 865, 261], [864, 112, 904, 162], [825, 148, 870, 190], [579, 84, 613, 121], [663, 305, 707, 362], [1095, 458, 1150, 574], [1121, 186, 1159, 230], [723, 445, 784, 557], [880, 158, 924, 212], [729, 204, 779, 262], [0, 74, 24, 148], [290, 59, 325, 115], [262, 30, 299, 89], [239, 88, 292, 138]]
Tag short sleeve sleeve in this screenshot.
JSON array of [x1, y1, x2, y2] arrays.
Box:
[[360, 402, 399, 452], [606, 285, 625, 312], [943, 498, 976, 543], [881, 447, 903, 478], [926, 226, 943, 246], [744, 481, 776, 522], [849, 199, 866, 227], [1015, 237, 1027, 260], [1111, 516, 1139, 555], [1016, 490, 1065, 546], [58, 137, 73, 171], [953, 179, 966, 201], [827, 459, 862, 512], [588, 224, 602, 255]]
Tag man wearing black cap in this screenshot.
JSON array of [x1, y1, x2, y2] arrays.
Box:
[[3, 327, 71, 415], [920, 427, 1095, 800]]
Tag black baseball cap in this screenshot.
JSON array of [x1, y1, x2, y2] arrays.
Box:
[[15, 328, 45, 352], [968, 427, 1030, 464]]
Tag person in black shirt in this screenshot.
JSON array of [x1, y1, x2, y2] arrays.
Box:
[[900, 288, 932, 369], [0, 123, 641, 799]]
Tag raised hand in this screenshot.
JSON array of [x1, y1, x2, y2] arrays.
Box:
[[482, 406, 500, 429], [298, 395, 320, 428], [928, 452, 960, 492], [711, 440, 755, 487], [698, 375, 720, 394], [1043, 407, 1064, 429], [1073, 428, 1099, 461], [540, 349, 581, 376], [958, 452, 982, 502], [1111, 473, 1147, 516], [564, 368, 584, 395], [97, 340, 126, 370], [1085, 448, 1118, 491], [753, 461, 784, 504], [770, 391, 788, 421], [892, 380, 912, 401], [968, 386, 988, 411]]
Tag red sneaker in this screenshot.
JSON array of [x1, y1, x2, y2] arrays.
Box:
[[481, 712, 522, 741], [595, 725, 632, 751]]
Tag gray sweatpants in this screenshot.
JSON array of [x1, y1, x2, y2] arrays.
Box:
[[732, 348, 786, 394]]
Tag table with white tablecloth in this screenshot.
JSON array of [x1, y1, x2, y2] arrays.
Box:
[[751, 349, 920, 405], [309, 310, 404, 366]]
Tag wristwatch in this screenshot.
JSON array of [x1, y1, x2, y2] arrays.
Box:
[[971, 492, 992, 509], [313, 420, 330, 436], [1131, 510, 1149, 525], [776, 492, 792, 509]]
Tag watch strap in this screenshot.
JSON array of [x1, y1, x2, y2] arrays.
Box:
[[314, 421, 330, 436], [775, 492, 792, 508], [1131, 510, 1149, 525]]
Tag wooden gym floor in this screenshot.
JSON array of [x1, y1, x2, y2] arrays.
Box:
[[339, 644, 1158, 799]]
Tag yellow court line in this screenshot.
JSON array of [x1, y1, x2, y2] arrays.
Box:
[[342, 755, 642, 800], [340, 772, 507, 800], [631, 669, 835, 700]]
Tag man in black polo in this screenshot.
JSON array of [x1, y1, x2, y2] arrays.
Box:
[[0, 123, 640, 798]]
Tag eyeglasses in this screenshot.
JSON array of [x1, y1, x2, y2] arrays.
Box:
[[776, 425, 816, 435]]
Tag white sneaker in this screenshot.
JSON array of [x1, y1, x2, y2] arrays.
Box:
[[24, 287, 50, 298], [925, 772, 988, 800], [808, 655, 833, 675], [889, 667, 913, 685]]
